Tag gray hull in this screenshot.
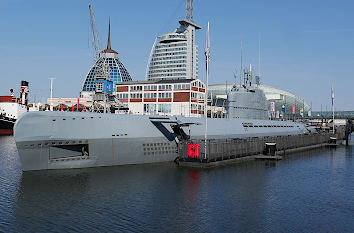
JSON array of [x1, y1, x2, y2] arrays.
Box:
[[14, 111, 312, 171]]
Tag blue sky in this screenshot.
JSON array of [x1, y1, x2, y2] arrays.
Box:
[[1, 0, 353, 110]]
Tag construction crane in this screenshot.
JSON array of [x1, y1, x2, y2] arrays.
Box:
[[88, 2, 102, 62], [88, 2, 112, 79]]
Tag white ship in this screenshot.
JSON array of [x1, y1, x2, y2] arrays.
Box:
[[0, 81, 29, 135]]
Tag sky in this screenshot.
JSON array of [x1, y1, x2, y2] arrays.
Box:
[[0, 0, 353, 111]]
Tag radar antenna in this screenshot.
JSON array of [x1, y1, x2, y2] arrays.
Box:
[[233, 70, 237, 86]]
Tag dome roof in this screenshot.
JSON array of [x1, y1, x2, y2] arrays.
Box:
[[81, 20, 132, 92]]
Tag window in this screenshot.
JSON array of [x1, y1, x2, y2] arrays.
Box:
[[130, 86, 142, 91], [144, 93, 157, 99], [158, 92, 171, 99], [130, 93, 142, 98], [96, 82, 103, 92], [158, 104, 171, 113]]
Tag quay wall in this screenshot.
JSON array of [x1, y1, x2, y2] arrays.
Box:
[[177, 133, 332, 163]]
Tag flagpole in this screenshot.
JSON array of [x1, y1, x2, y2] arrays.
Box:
[[332, 83, 335, 134], [204, 22, 210, 160]]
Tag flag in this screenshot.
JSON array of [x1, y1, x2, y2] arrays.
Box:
[[270, 102, 275, 113], [291, 105, 295, 114], [281, 104, 286, 114]]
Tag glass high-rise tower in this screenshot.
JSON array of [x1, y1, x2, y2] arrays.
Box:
[[146, 1, 201, 81]]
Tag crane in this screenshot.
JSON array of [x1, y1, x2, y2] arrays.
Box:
[[88, 2, 112, 80], [88, 2, 102, 62]]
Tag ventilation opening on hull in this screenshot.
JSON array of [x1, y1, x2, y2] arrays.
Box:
[[49, 144, 89, 160]]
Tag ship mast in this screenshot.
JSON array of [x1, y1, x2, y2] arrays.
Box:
[[204, 22, 210, 160]]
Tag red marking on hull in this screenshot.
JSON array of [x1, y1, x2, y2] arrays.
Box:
[[0, 129, 13, 135]]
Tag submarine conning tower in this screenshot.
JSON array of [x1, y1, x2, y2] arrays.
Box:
[[227, 65, 269, 120]]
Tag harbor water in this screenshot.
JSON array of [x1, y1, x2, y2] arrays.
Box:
[[0, 135, 353, 232]]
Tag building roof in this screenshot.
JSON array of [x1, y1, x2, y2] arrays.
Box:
[[117, 79, 199, 85], [178, 19, 202, 29]]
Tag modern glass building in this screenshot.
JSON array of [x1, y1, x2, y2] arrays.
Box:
[[146, 1, 201, 81], [81, 22, 132, 93]]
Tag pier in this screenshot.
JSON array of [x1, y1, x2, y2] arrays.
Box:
[[176, 132, 347, 168]]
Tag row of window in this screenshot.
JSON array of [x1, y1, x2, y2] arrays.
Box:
[[148, 73, 186, 78], [158, 85, 172, 90], [155, 43, 187, 49], [161, 34, 186, 40], [151, 60, 186, 66], [130, 93, 143, 99], [143, 104, 171, 114], [144, 93, 157, 98], [130, 86, 143, 91], [154, 47, 186, 53], [174, 84, 190, 89], [119, 92, 173, 99], [128, 84, 191, 92], [117, 93, 129, 99], [191, 92, 205, 99], [149, 64, 186, 70], [158, 92, 172, 98], [149, 68, 186, 74], [151, 56, 186, 62], [144, 85, 157, 91], [191, 104, 205, 110], [153, 51, 187, 57], [192, 81, 205, 88]]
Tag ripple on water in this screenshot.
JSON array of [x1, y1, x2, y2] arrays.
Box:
[[0, 136, 354, 232]]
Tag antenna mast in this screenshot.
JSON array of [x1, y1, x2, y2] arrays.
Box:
[[204, 21, 210, 160], [186, 0, 193, 22], [258, 33, 261, 77], [49, 77, 55, 111], [240, 40, 243, 86]]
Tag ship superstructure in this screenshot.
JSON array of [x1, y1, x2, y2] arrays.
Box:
[[0, 81, 29, 135]]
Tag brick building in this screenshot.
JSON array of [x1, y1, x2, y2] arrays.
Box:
[[116, 79, 206, 117]]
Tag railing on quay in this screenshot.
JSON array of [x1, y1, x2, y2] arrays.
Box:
[[177, 133, 331, 163]]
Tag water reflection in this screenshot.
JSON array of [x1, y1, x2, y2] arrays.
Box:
[[0, 136, 353, 232]]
